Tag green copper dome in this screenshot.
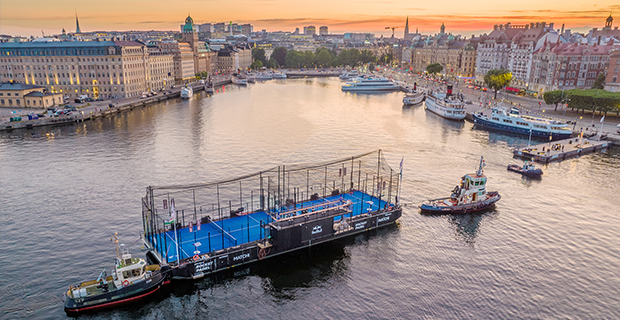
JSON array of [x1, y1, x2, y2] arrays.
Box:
[[183, 15, 195, 33]]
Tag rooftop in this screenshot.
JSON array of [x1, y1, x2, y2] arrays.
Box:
[[0, 82, 45, 91]]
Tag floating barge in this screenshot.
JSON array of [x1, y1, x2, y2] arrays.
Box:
[[141, 150, 402, 280], [513, 137, 611, 163]]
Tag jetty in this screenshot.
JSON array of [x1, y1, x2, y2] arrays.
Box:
[[513, 137, 611, 163]]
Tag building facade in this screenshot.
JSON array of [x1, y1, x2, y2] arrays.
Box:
[[0, 81, 63, 108], [0, 40, 175, 99], [604, 49, 620, 92]]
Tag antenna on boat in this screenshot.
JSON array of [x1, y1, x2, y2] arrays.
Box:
[[476, 156, 485, 176], [111, 232, 119, 260]]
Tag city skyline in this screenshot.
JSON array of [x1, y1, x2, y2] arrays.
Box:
[[1, 0, 619, 37]]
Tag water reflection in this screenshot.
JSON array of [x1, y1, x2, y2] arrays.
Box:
[[448, 211, 497, 245]]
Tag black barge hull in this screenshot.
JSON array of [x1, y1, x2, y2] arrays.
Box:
[[170, 207, 402, 280]]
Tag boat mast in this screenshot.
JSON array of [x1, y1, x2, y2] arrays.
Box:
[[476, 156, 484, 176], [112, 232, 119, 260]]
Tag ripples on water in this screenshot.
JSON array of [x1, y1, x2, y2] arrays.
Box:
[[1, 78, 619, 319]]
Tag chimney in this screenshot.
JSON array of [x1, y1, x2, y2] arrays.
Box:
[[530, 23, 535, 28], [493, 25, 498, 30], [447, 84, 453, 97], [561, 24, 565, 34], [549, 23, 554, 29]]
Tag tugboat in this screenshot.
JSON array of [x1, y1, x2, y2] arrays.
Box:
[[180, 85, 193, 99], [63, 234, 170, 316], [507, 161, 543, 178], [420, 156, 501, 214]]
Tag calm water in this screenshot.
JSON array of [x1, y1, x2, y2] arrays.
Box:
[[1, 78, 619, 319]]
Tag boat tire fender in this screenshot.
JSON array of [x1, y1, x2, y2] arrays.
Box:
[[122, 280, 129, 287], [193, 255, 200, 261]]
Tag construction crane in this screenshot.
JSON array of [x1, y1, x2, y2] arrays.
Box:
[[385, 26, 404, 38]]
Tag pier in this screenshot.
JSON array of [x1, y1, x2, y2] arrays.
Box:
[[513, 137, 611, 163]]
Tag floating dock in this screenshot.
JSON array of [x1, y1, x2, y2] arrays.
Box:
[[513, 137, 611, 163], [141, 150, 402, 280]]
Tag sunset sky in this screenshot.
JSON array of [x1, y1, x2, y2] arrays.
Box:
[[1, 0, 618, 38]]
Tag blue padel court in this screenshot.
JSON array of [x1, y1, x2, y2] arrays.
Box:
[[153, 191, 388, 263]]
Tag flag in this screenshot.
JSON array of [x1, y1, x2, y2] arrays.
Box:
[[197, 218, 201, 231], [399, 157, 404, 177], [600, 115, 605, 123], [164, 198, 176, 225], [189, 221, 193, 233]]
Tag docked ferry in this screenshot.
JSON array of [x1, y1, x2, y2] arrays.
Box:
[[63, 235, 170, 315], [339, 71, 359, 80], [424, 85, 466, 120], [180, 85, 193, 99], [472, 106, 573, 139], [403, 83, 425, 105], [341, 77, 400, 92]]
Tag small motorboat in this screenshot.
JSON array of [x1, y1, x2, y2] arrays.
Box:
[[507, 161, 543, 178], [403, 83, 424, 105], [420, 156, 501, 214], [63, 234, 170, 315]]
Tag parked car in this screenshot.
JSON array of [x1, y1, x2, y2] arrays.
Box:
[[95, 98, 104, 101], [64, 106, 77, 111], [74, 98, 84, 103], [85, 98, 95, 102]]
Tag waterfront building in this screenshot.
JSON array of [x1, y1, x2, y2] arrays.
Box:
[[157, 40, 195, 83], [604, 49, 620, 92], [506, 23, 558, 89], [529, 41, 613, 95], [0, 40, 172, 99], [475, 23, 525, 85], [0, 81, 63, 108]]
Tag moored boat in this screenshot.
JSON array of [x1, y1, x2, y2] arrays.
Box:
[[507, 161, 543, 178], [232, 76, 248, 85], [63, 234, 170, 315], [339, 71, 359, 80], [403, 83, 424, 105], [472, 106, 572, 140], [272, 72, 287, 79], [420, 156, 501, 214], [424, 84, 466, 120], [180, 85, 193, 99], [341, 77, 399, 92]]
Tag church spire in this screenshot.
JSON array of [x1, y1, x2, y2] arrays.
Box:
[[404, 16, 409, 38], [75, 12, 81, 34], [440, 22, 445, 34]]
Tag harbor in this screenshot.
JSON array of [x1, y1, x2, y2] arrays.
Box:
[[2, 77, 620, 319]]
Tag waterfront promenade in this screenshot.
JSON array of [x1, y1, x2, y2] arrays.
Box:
[[376, 68, 620, 144]]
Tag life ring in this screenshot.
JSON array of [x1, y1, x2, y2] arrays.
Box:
[[193, 255, 200, 261], [122, 280, 129, 287]]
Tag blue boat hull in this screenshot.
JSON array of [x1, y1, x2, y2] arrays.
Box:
[[507, 165, 543, 178], [472, 113, 572, 140]]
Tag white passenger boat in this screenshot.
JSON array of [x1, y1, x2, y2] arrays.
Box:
[[472, 106, 573, 139], [272, 72, 287, 79], [424, 85, 466, 120], [341, 77, 399, 92], [339, 71, 359, 80], [403, 83, 425, 105], [180, 86, 193, 99], [232, 76, 248, 85], [255, 72, 272, 81]]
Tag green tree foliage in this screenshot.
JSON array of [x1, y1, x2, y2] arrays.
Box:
[[316, 49, 333, 67], [265, 59, 278, 68], [542, 90, 565, 111], [359, 50, 375, 64], [271, 47, 287, 67], [300, 51, 315, 68], [250, 60, 263, 70], [592, 72, 606, 89], [426, 63, 443, 76], [285, 50, 301, 68], [252, 48, 266, 64], [484, 68, 513, 99], [544, 89, 620, 116]]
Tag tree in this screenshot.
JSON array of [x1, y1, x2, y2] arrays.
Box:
[[271, 47, 287, 67], [426, 63, 443, 77], [592, 72, 606, 89], [484, 68, 513, 99], [250, 60, 263, 70], [285, 50, 301, 68], [300, 51, 315, 68], [543, 90, 565, 111], [265, 59, 278, 69], [359, 50, 375, 64], [252, 48, 266, 64], [316, 49, 333, 67]]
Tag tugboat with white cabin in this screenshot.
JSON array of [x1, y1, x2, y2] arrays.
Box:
[[63, 234, 170, 315], [420, 156, 501, 214]]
